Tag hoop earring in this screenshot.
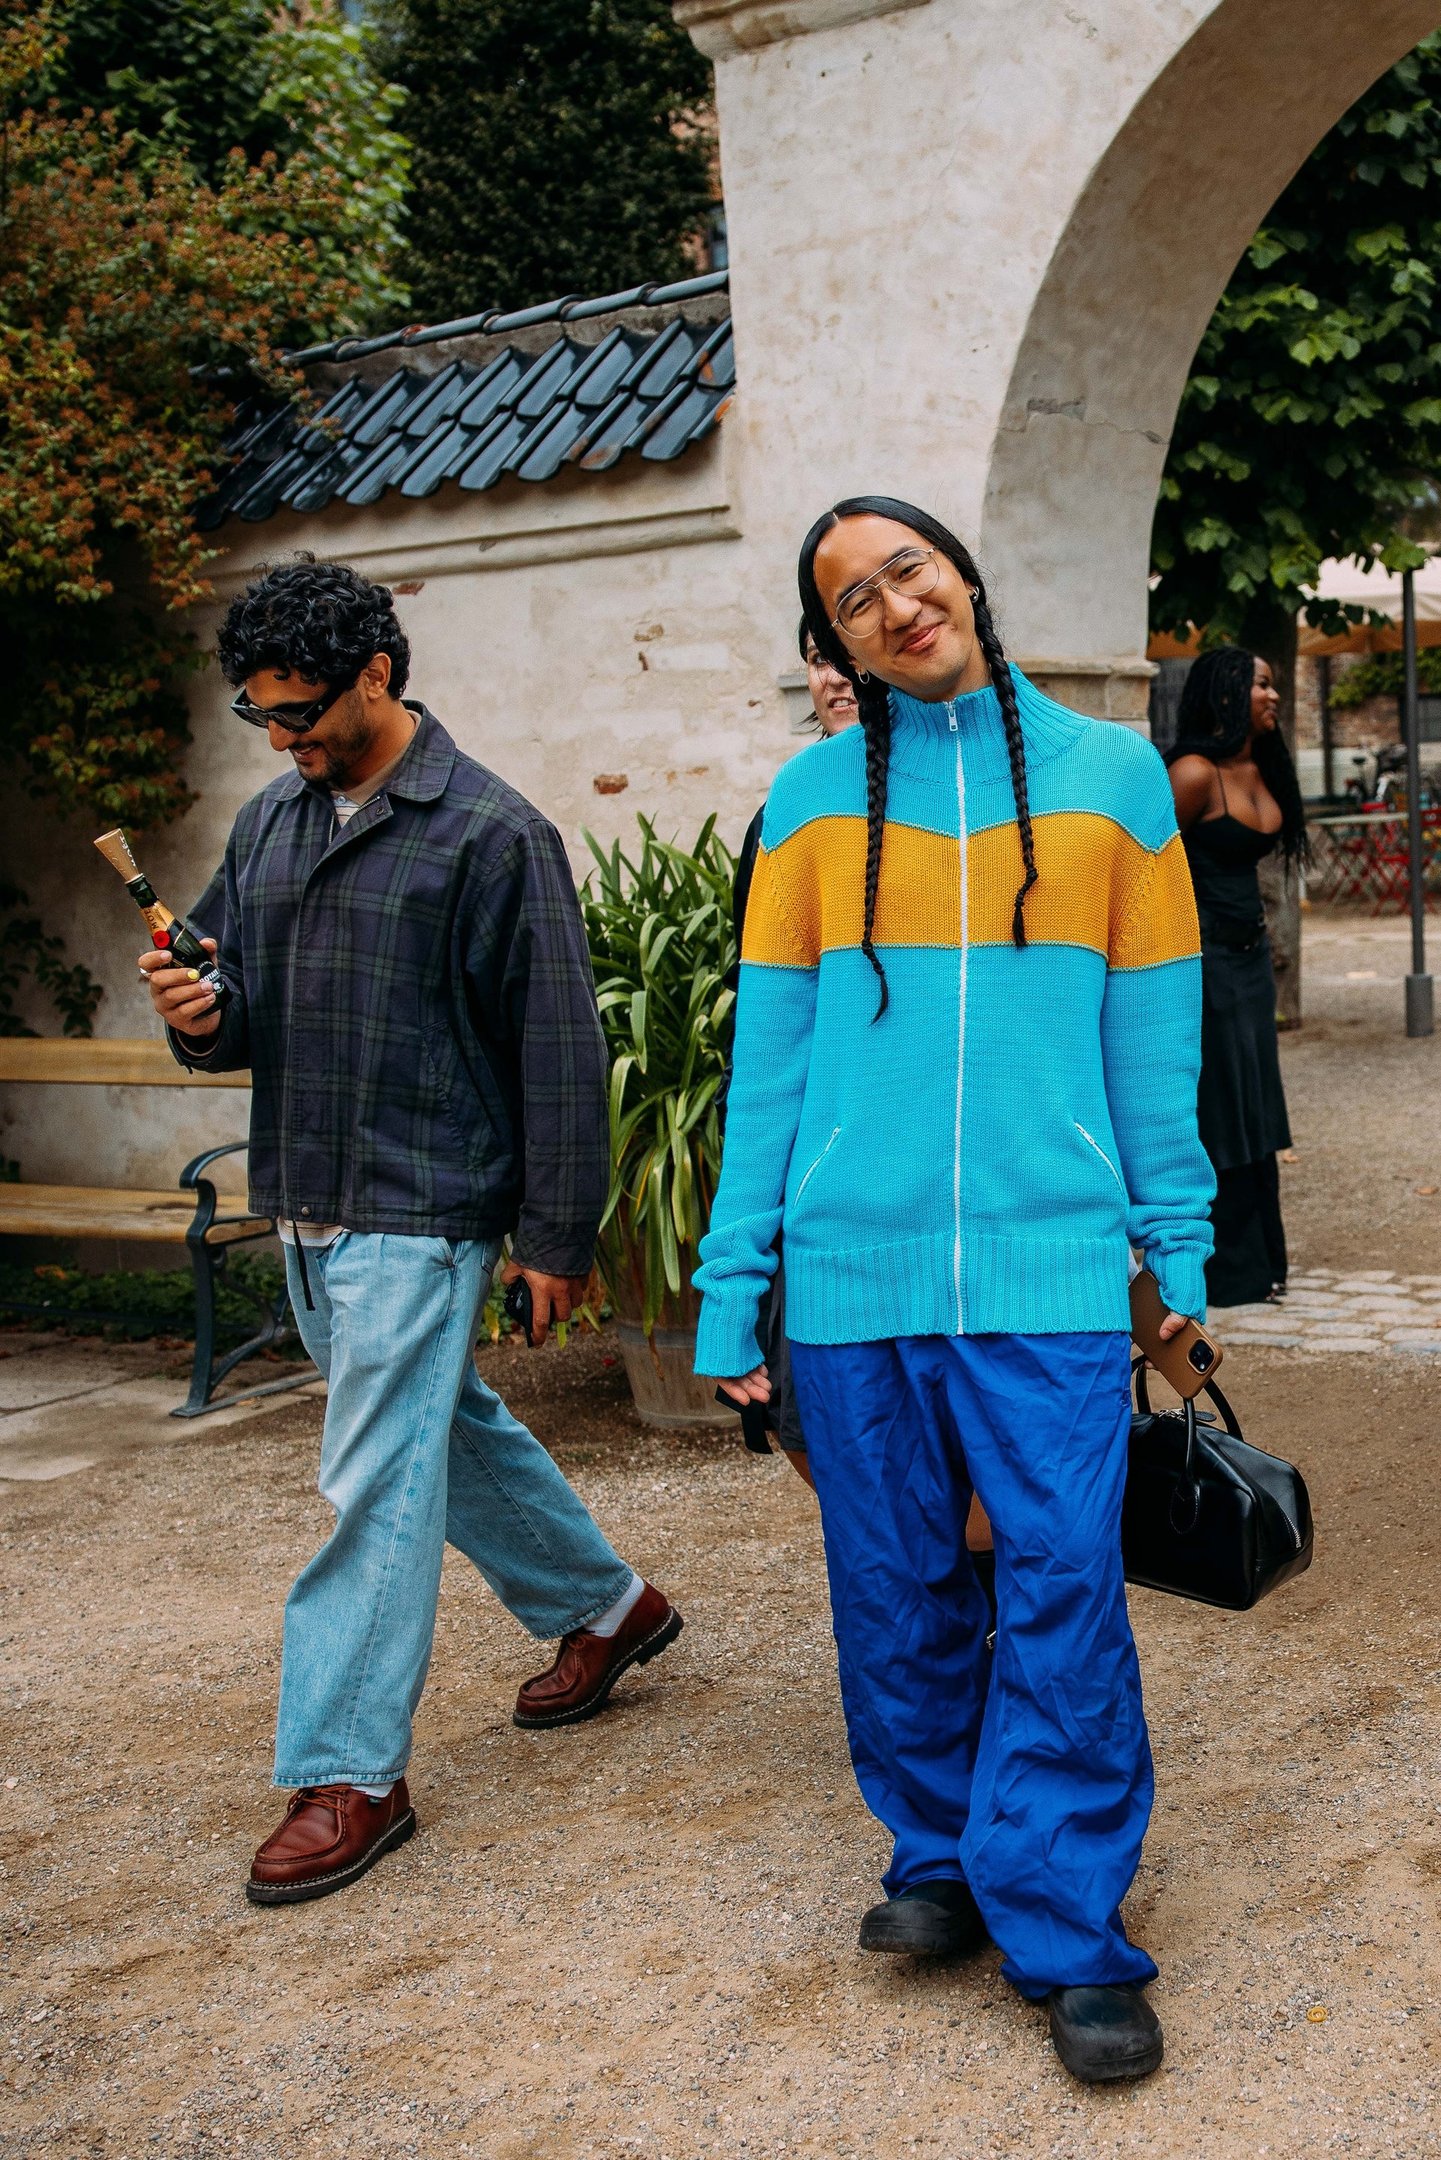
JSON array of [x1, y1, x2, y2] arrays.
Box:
[[968, 589, 980, 601], [855, 668, 870, 684]]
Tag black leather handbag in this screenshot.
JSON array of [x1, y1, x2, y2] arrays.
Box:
[[1122, 1359, 1314, 1610]]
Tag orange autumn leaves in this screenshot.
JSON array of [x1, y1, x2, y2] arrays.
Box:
[[0, 3, 368, 824]]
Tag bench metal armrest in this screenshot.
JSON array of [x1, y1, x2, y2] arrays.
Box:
[[172, 1140, 311, 1418], [179, 1139, 251, 1189], [179, 1139, 272, 1250]]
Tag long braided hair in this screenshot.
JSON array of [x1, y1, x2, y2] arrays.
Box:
[[797, 497, 1037, 1017], [1165, 646, 1309, 866]]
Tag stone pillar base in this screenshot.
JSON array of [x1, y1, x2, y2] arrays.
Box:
[[1015, 657, 1156, 732]]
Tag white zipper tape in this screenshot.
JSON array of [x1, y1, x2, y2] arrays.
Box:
[[950, 699, 966, 1332], [795, 1124, 841, 1202], [1074, 1119, 1127, 1195]]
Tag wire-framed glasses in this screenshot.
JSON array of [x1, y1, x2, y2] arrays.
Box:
[[831, 548, 941, 637]]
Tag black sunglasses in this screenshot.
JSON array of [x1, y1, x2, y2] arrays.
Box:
[[229, 679, 357, 734]]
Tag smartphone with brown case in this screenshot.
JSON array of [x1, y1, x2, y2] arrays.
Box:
[[1129, 1265, 1224, 1400]]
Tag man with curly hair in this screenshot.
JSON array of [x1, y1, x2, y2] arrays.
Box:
[[140, 556, 682, 1905]]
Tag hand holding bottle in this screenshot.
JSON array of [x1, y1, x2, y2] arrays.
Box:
[[95, 828, 229, 1040], [139, 937, 222, 1038]]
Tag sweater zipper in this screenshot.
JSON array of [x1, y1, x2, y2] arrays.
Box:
[[949, 699, 967, 1331]]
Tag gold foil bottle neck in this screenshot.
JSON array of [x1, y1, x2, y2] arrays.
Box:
[[94, 828, 141, 880]]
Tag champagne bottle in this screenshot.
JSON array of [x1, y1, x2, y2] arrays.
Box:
[[94, 827, 230, 1015]]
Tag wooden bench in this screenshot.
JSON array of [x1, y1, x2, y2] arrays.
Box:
[[0, 1037, 312, 1418]]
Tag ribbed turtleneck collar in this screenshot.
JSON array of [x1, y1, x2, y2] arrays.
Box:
[[886, 669, 1086, 784]]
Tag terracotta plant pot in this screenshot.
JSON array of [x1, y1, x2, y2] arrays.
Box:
[[605, 1249, 730, 1429]]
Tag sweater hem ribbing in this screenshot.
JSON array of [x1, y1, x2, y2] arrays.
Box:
[[781, 1230, 1133, 1343]]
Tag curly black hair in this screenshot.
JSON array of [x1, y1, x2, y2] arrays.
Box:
[[217, 553, 411, 696]]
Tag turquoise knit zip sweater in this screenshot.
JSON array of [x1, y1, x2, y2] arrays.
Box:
[[694, 672, 1215, 1378]]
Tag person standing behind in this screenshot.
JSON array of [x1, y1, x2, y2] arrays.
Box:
[[733, 622, 861, 921], [1166, 648, 1306, 1307], [725, 623, 860, 1484], [141, 558, 681, 1905]]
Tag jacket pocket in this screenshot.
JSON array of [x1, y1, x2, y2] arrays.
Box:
[[421, 1023, 493, 1173]]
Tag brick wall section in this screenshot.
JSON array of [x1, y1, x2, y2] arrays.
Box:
[[1296, 654, 1400, 751]]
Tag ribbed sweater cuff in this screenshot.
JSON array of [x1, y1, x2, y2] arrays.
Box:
[[694, 1301, 764, 1379], [1149, 1245, 1210, 1323]]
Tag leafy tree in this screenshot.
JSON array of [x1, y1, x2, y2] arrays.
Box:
[[1150, 35, 1441, 667], [376, 0, 716, 320], [1327, 646, 1441, 705], [0, 2, 369, 831], [45, 0, 410, 323], [46, 0, 285, 181]]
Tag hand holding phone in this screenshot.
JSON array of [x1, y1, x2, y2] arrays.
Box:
[[503, 1273, 539, 1348], [1129, 1266, 1223, 1399]]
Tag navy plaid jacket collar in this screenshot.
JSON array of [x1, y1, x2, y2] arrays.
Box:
[[268, 701, 456, 806]]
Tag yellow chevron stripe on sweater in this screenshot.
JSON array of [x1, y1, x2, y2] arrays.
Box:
[[741, 813, 1199, 971]]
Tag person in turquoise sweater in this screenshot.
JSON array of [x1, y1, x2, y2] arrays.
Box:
[[695, 497, 1214, 2085]]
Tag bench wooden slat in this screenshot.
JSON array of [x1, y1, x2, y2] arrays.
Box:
[[0, 1046, 300, 1412], [0, 1184, 271, 1245], [0, 1038, 249, 1087]]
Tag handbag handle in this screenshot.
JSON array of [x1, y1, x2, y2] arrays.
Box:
[[1130, 1354, 1243, 1537], [1131, 1354, 1242, 1437]]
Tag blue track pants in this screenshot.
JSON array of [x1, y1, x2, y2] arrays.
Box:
[[789, 1331, 1156, 2000]]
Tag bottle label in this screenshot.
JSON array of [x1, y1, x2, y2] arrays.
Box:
[[138, 900, 175, 945]]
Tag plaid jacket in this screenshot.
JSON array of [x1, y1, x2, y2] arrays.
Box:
[[171, 705, 609, 1273]]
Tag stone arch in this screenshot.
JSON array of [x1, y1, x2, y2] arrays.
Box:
[[979, 0, 1441, 714]]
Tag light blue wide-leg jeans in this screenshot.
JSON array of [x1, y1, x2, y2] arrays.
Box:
[[273, 1233, 634, 1788]]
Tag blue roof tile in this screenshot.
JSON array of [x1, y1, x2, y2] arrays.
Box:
[[204, 275, 733, 526]]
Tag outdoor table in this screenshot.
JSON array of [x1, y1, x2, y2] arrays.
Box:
[[1307, 809, 1441, 913]]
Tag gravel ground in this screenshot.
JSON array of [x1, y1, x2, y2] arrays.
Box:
[[1276, 913, 1440, 1279], [3, 909, 1439, 2159]]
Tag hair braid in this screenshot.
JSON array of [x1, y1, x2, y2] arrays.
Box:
[[971, 599, 1037, 946], [857, 672, 893, 1016]]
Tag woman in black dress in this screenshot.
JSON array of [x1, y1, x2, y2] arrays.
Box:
[[1166, 647, 1308, 1307]]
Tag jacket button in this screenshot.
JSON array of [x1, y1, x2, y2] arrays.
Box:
[[300, 1206, 311, 1218]]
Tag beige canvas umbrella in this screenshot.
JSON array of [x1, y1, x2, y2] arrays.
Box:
[[1298, 554, 1441, 654]]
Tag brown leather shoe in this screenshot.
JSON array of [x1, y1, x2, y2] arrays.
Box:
[[513, 1582, 683, 1729], [245, 1780, 415, 1905]]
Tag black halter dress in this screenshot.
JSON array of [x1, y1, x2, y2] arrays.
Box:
[[1182, 769, 1292, 1307]]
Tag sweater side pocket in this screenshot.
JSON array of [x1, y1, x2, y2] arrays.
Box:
[[794, 1125, 842, 1205]]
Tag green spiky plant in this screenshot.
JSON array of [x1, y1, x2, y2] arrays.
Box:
[[581, 816, 737, 1336]]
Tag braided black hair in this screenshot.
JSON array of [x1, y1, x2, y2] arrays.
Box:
[[1166, 646, 1309, 866], [797, 497, 1037, 1016], [972, 597, 1039, 941]]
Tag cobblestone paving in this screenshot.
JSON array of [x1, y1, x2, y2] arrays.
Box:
[[1221, 1269, 1441, 1355]]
